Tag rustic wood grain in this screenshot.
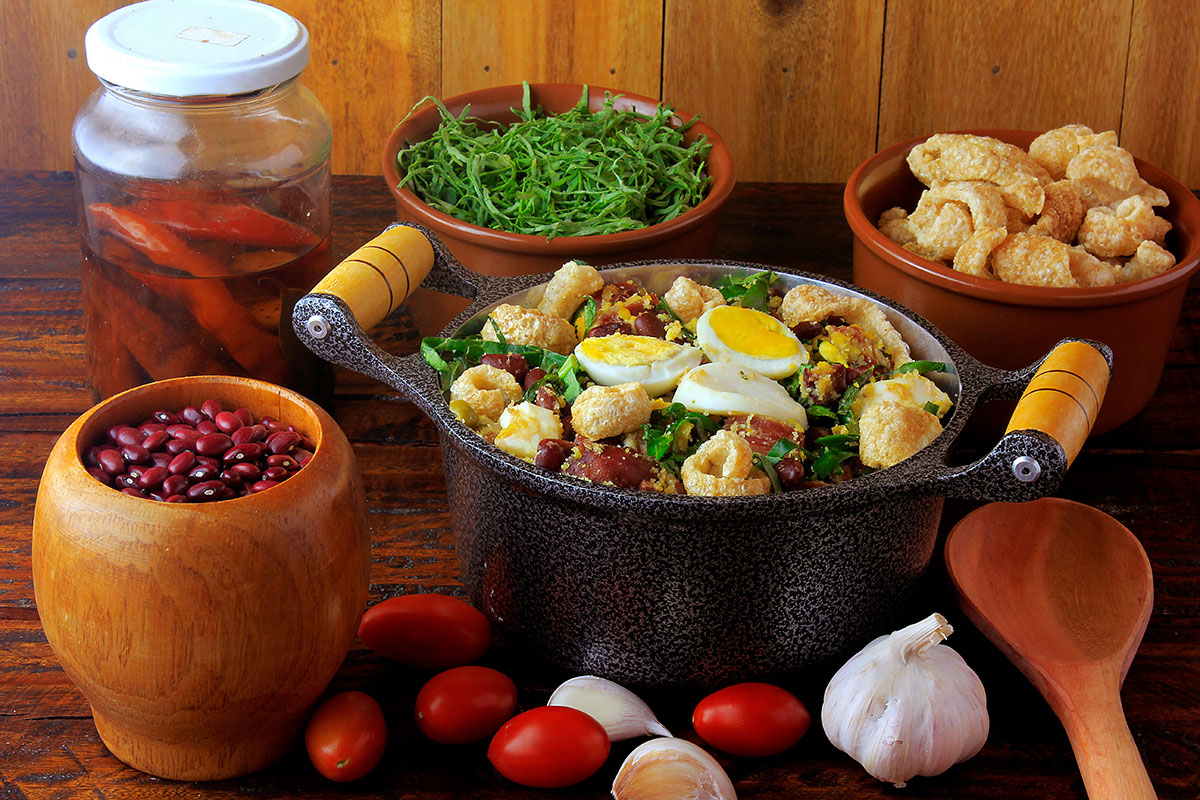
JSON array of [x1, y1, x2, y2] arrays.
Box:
[[7, 1, 1200, 185], [1121, 2, 1200, 180], [663, 0, 884, 183], [442, 0, 662, 99], [0, 171, 1197, 797], [877, 0, 1131, 151]]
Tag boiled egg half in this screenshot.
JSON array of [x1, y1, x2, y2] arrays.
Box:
[[696, 305, 809, 379], [672, 362, 808, 428], [574, 334, 703, 396]]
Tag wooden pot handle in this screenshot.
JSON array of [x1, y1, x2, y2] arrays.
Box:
[[310, 225, 435, 332], [1005, 340, 1111, 467]]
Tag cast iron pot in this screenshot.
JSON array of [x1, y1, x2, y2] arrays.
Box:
[[292, 223, 1111, 687]]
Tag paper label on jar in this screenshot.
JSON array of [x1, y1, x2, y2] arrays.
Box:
[[176, 26, 250, 47]]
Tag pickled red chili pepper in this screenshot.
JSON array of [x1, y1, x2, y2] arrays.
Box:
[[132, 199, 320, 249], [88, 202, 225, 277]]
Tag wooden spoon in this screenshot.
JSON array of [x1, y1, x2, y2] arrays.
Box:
[[945, 497, 1156, 799]]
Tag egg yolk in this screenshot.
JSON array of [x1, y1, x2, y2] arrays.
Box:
[[579, 335, 680, 366], [709, 306, 800, 358]]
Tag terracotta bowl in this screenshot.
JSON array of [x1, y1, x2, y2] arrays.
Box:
[[381, 82, 735, 277], [32, 375, 370, 781], [845, 129, 1200, 434]]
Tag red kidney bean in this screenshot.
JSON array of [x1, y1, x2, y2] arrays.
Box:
[[164, 438, 194, 455], [141, 430, 170, 452], [121, 487, 146, 498], [195, 432, 233, 456], [162, 474, 189, 496], [789, 320, 824, 340], [97, 449, 125, 476], [265, 431, 299, 455], [200, 399, 222, 421], [229, 462, 261, 481], [264, 417, 288, 432], [153, 410, 182, 425], [265, 454, 296, 471], [187, 480, 226, 502], [86, 467, 112, 486], [294, 450, 314, 467], [121, 444, 151, 465], [223, 443, 263, 463], [234, 408, 253, 426], [534, 385, 561, 412], [214, 411, 243, 434], [166, 494, 188, 503], [195, 455, 220, 469], [774, 458, 806, 489], [218, 469, 243, 489], [230, 426, 254, 445], [151, 452, 173, 469], [261, 466, 289, 482], [586, 321, 630, 338], [113, 426, 142, 447], [480, 352, 530, 385], [138, 422, 166, 438], [523, 367, 547, 391], [127, 464, 147, 480], [84, 446, 104, 468], [633, 312, 666, 338], [115, 474, 139, 489], [148, 491, 169, 502], [297, 435, 315, 451], [167, 451, 196, 475], [180, 406, 206, 426], [195, 421, 219, 436], [250, 480, 279, 494], [137, 466, 169, 490], [188, 465, 219, 483], [534, 439, 573, 471], [167, 424, 198, 439]]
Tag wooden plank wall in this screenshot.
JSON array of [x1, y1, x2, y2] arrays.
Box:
[[2, 0, 1197, 186]]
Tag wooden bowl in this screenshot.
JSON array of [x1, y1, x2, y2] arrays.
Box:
[[381, 83, 735, 277], [844, 129, 1200, 434], [32, 375, 370, 781]]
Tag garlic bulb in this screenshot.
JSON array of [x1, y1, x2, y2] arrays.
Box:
[[612, 738, 736, 800], [549, 675, 671, 741], [821, 612, 989, 788]]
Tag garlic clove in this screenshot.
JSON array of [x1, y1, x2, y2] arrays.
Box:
[[548, 675, 671, 741], [611, 737, 737, 800]]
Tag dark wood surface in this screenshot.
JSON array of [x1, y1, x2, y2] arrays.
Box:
[[1, 170, 1197, 798]]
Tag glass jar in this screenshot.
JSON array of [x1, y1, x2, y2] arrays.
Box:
[[74, 0, 333, 402]]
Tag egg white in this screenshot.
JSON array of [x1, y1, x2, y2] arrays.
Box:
[[574, 335, 703, 397], [696, 305, 809, 379], [672, 362, 808, 427]]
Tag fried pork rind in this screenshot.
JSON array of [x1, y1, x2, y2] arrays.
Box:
[[906, 133, 1052, 216], [1120, 240, 1177, 282], [878, 206, 917, 247], [906, 192, 974, 261], [537, 260, 604, 319], [482, 303, 578, 354], [1076, 195, 1172, 258], [1067, 246, 1119, 287], [571, 382, 652, 440], [451, 364, 524, 422], [1028, 180, 1086, 242], [1066, 143, 1140, 193], [663, 276, 725, 323], [857, 400, 943, 470], [1029, 124, 1118, 180], [952, 226, 1007, 278], [992, 232, 1077, 287], [780, 284, 911, 368], [925, 180, 1008, 229]]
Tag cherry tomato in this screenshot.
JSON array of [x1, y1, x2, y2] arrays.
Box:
[[693, 682, 811, 757], [487, 705, 610, 788], [305, 691, 387, 782], [415, 666, 518, 744], [358, 593, 491, 669]]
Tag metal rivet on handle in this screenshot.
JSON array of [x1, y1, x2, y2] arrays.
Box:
[[1011, 455, 1041, 483], [305, 314, 329, 340]]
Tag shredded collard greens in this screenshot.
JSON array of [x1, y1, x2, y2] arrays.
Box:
[[395, 83, 713, 239]]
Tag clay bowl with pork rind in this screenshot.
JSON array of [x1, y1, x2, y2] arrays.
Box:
[[293, 223, 1111, 688], [845, 128, 1200, 434]]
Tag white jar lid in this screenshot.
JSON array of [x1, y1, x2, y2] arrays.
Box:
[[84, 0, 310, 97]]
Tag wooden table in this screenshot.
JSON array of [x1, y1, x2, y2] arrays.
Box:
[[1, 171, 1197, 798]]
